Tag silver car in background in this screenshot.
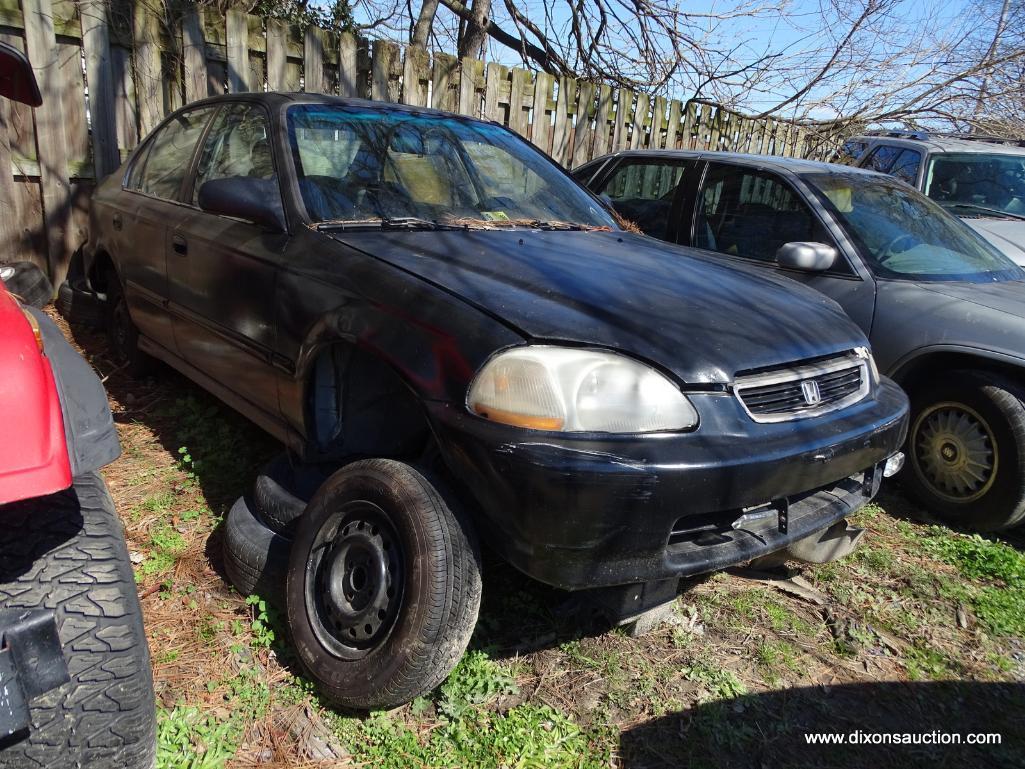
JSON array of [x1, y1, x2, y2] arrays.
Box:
[[841, 131, 1025, 265], [577, 150, 1025, 532]]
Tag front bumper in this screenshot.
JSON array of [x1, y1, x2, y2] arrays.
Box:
[[429, 378, 908, 590]]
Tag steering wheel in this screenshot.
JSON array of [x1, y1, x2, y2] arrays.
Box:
[[879, 233, 917, 263]]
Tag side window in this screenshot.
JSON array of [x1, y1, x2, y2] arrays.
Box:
[[193, 103, 278, 206], [693, 164, 831, 263], [836, 140, 867, 165], [864, 145, 902, 173], [127, 107, 216, 200], [596, 161, 686, 239], [889, 149, 922, 186]]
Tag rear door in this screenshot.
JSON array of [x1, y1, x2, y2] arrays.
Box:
[[682, 160, 877, 332], [588, 156, 695, 241], [119, 106, 218, 355], [167, 101, 288, 421]]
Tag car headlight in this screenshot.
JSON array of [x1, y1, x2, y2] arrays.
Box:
[[466, 345, 698, 433]]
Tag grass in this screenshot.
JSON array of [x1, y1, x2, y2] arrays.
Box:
[[53, 313, 1025, 769]]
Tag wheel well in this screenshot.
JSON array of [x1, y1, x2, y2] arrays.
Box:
[[894, 352, 1025, 396], [305, 343, 432, 460], [88, 250, 116, 295]]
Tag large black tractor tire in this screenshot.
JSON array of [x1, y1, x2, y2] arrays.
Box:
[[0, 261, 52, 309], [0, 472, 156, 769], [222, 495, 291, 608], [904, 371, 1025, 531], [286, 459, 481, 710]]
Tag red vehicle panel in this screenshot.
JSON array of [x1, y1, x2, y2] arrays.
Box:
[[0, 286, 71, 504]]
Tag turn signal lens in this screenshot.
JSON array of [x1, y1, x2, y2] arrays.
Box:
[[21, 309, 44, 351], [467, 346, 698, 433]]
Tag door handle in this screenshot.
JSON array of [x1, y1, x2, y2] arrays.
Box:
[[171, 234, 188, 256], [112, 213, 123, 231]]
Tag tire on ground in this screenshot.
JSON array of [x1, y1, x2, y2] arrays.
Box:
[[0, 472, 156, 769], [223, 495, 291, 608], [251, 454, 329, 538], [0, 261, 52, 309], [904, 370, 1025, 531], [56, 277, 105, 327], [286, 459, 481, 710]]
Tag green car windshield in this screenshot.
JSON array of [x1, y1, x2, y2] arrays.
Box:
[[804, 171, 1023, 282], [925, 152, 1025, 219], [286, 104, 616, 230]]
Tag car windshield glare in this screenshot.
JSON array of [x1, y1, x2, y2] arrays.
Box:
[[804, 171, 1023, 282], [925, 152, 1025, 218], [286, 104, 616, 230]]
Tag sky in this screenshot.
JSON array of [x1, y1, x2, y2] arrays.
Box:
[[345, 0, 981, 117]]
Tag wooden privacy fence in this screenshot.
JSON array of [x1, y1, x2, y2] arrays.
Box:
[[0, 0, 840, 285]]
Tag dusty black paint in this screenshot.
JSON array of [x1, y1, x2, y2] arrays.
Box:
[[84, 94, 908, 589]]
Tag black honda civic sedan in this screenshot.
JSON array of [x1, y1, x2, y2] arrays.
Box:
[[82, 93, 907, 709]]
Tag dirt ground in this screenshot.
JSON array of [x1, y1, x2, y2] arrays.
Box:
[[54, 311, 1025, 769]]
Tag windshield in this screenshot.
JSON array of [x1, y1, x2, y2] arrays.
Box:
[[925, 152, 1025, 219], [804, 170, 1023, 282], [286, 104, 615, 230]]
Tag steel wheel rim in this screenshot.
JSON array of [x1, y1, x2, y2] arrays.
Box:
[[912, 401, 998, 504], [304, 500, 404, 660]]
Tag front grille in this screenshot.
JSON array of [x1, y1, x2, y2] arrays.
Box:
[[734, 352, 870, 423]]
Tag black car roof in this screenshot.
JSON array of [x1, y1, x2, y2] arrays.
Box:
[[178, 91, 480, 122], [593, 148, 883, 178]]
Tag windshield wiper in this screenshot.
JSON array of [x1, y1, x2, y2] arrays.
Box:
[[942, 202, 1025, 222], [316, 216, 468, 232]]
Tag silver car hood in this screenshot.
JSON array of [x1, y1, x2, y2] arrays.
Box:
[[962, 218, 1025, 266]]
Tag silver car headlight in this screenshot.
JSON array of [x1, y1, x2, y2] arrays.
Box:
[[466, 345, 698, 433]]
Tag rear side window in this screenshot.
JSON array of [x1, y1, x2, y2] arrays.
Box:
[[889, 149, 922, 185], [597, 160, 686, 238], [836, 140, 867, 165], [126, 107, 217, 200], [693, 164, 831, 262], [863, 145, 902, 174]]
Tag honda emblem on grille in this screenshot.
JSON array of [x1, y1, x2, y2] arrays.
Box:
[[801, 379, 822, 405]]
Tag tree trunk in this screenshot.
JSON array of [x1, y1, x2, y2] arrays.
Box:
[[457, 0, 491, 58], [411, 0, 440, 47]]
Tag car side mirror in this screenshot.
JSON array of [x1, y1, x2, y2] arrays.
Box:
[[0, 41, 41, 106], [198, 177, 286, 232], [775, 241, 837, 272]]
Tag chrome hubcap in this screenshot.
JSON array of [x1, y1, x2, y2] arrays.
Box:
[[913, 402, 997, 503]]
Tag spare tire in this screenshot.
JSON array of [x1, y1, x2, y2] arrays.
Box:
[[56, 277, 104, 327], [0, 472, 156, 769], [0, 261, 52, 309], [223, 495, 290, 608], [251, 454, 330, 538]]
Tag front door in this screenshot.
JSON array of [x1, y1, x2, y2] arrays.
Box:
[[166, 101, 288, 422], [685, 161, 877, 333]]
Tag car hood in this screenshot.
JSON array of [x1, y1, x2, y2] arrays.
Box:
[[328, 229, 866, 384], [962, 218, 1025, 265]]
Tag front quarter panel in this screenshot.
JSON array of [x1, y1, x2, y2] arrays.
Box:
[[872, 278, 1025, 377], [274, 229, 524, 440]]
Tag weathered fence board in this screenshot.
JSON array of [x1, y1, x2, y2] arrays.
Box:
[[0, 5, 838, 283]]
